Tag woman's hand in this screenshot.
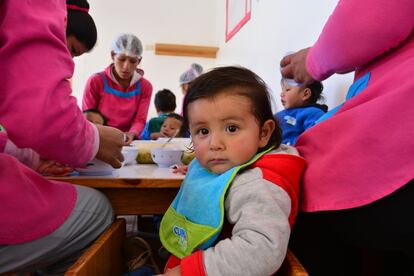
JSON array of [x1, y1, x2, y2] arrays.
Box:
[[36, 159, 73, 176], [280, 47, 315, 85], [96, 125, 124, 168], [124, 132, 135, 145]]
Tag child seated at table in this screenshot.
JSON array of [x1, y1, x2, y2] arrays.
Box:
[[158, 113, 188, 139], [140, 89, 177, 140], [84, 108, 107, 125], [158, 66, 305, 276], [275, 78, 327, 145]]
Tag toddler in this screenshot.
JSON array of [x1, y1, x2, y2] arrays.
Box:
[[158, 66, 305, 276], [140, 89, 176, 140], [275, 78, 327, 145], [159, 113, 187, 138]]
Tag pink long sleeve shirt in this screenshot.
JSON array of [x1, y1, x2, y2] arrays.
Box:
[[82, 65, 153, 137], [296, 0, 414, 212], [0, 0, 98, 244]]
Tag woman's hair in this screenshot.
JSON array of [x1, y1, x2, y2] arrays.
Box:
[[66, 0, 97, 51], [154, 89, 176, 113], [183, 66, 281, 151], [165, 113, 188, 138]]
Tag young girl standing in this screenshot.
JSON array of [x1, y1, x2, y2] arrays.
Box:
[[159, 66, 305, 275]]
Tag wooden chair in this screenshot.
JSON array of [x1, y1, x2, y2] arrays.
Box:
[[64, 218, 126, 276], [276, 249, 309, 276]]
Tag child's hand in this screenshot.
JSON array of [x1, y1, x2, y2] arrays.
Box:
[[150, 132, 162, 140], [172, 165, 188, 175], [36, 159, 73, 176]]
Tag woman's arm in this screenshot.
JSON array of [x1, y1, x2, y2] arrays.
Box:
[[128, 79, 153, 138], [307, 0, 414, 80], [0, 0, 97, 167], [82, 74, 102, 111]]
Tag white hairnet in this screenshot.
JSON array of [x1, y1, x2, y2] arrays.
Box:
[[112, 33, 143, 58], [179, 63, 203, 84]]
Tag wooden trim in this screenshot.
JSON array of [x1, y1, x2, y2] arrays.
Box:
[[276, 249, 309, 276], [65, 219, 126, 276], [155, 43, 218, 58]]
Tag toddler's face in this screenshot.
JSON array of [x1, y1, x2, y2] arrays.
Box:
[[85, 112, 105, 125], [280, 82, 308, 109], [188, 92, 273, 174], [161, 118, 182, 138]]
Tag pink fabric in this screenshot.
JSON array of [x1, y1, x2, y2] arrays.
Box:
[[82, 65, 153, 137], [4, 139, 40, 169], [0, 0, 97, 244], [297, 0, 414, 211]]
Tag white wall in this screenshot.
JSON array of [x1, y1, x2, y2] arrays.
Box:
[[73, 0, 354, 121], [215, 0, 354, 112], [73, 0, 218, 118]]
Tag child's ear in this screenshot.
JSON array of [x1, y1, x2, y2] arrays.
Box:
[[110, 51, 116, 60], [302, 88, 312, 101], [258, 119, 276, 148]]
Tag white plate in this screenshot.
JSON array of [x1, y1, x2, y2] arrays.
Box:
[[75, 159, 115, 176]]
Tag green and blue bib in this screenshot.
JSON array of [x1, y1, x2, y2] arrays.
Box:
[[160, 149, 271, 258]]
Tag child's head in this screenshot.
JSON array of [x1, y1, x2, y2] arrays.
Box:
[[154, 89, 176, 114], [66, 0, 97, 57], [111, 33, 143, 81], [160, 113, 186, 138], [280, 79, 324, 109], [84, 109, 107, 125], [183, 66, 281, 174], [179, 63, 203, 95]]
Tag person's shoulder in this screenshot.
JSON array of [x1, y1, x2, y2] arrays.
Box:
[[139, 77, 153, 92]]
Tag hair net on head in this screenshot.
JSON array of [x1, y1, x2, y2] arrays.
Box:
[[112, 33, 143, 58], [179, 63, 203, 84]]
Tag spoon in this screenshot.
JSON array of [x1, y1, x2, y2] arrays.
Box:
[[160, 129, 179, 148]]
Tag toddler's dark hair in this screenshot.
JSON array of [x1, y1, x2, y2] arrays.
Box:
[[184, 66, 281, 151], [154, 89, 176, 113], [66, 0, 97, 51], [83, 108, 107, 125], [306, 81, 324, 104], [165, 113, 188, 138]]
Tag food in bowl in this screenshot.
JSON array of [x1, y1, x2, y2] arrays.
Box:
[[151, 148, 184, 168], [181, 150, 196, 165]]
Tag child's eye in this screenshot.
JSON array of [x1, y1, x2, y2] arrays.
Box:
[[196, 128, 209, 136], [226, 125, 238, 133]]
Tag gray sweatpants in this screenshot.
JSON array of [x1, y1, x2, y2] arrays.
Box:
[[0, 185, 114, 275]]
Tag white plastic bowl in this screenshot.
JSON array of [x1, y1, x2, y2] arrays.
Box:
[[76, 158, 115, 176], [151, 148, 184, 168], [122, 146, 139, 165]]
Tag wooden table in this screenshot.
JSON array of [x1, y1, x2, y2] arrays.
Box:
[[50, 164, 184, 215]]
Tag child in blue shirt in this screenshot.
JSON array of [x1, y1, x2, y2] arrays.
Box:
[[275, 79, 327, 145], [140, 89, 176, 140]]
